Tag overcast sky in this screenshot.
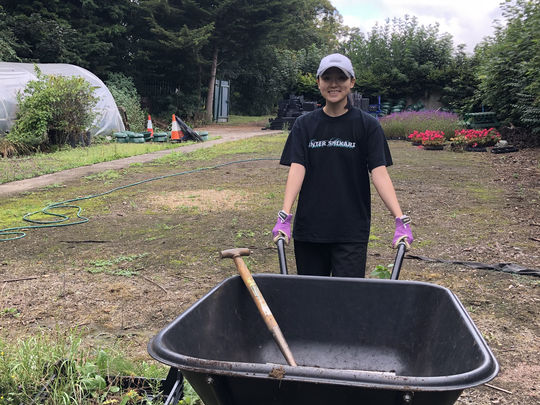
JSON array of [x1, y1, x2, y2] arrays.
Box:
[[332, 0, 505, 53]]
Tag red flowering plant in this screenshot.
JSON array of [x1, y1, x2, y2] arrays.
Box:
[[451, 128, 501, 148], [420, 130, 446, 146], [407, 130, 423, 144], [408, 130, 445, 146]]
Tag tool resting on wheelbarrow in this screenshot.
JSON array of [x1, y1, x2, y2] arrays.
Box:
[[148, 240, 499, 405], [220, 248, 297, 366], [274, 235, 408, 279]]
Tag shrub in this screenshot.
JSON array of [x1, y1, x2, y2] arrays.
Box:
[[106, 73, 146, 132], [7, 66, 98, 152], [380, 110, 464, 140]]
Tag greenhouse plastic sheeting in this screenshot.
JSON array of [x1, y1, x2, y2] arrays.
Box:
[[0, 62, 125, 137]]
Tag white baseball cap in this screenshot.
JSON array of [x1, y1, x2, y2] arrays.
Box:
[[317, 53, 355, 78]]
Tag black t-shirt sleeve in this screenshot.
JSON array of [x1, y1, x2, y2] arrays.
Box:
[[365, 114, 393, 170], [279, 117, 307, 167]]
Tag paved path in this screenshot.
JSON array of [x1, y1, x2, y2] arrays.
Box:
[[0, 126, 281, 197]]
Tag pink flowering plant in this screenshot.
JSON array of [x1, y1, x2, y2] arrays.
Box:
[[407, 130, 424, 144], [451, 128, 501, 148], [408, 130, 446, 146]]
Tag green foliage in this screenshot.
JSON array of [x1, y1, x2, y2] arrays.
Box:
[[7, 67, 98, 152], [2, 1, 133, 77], [343, 16, 454, 102], [440, 45, 483, 115], [0, 142, 180, 184], [0, 329, 165, 404], [106, 73, 146, 132], [178, 381, 203, 405], [370, 264, 392, 279], [474, 0, 540, 135], [0, 6, 20, 62], [86, 253, 148, 277], [380, 111, 464, 140], [294, 72, 320, 102]]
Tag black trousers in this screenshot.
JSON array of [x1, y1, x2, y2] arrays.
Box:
[[293, 240, 368, 278]]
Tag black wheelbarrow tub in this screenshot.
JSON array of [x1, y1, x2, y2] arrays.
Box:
[[148, 274, 498, 405]]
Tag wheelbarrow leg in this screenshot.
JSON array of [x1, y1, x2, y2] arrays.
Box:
[[162, 367, 184, 405]]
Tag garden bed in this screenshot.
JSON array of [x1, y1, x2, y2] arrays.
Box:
[[0, 133, 538, 404]]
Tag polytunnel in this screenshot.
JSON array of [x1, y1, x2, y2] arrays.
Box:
[[0, 62, 125, 137]]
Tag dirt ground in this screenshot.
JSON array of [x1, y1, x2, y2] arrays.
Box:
[[0, 127, 538, 404]]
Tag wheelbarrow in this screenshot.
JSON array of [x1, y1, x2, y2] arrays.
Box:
[[148, 240, 498, 405]]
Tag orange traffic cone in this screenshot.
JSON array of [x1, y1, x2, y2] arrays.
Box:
[[147, 115, 154, 138], [171, 114, 183, 141]]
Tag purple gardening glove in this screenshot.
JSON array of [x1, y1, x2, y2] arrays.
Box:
[[272, 210, 293, 244], [393, 215, 414, 249]]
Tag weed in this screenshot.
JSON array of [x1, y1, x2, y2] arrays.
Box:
[[179, 381, 202, 404], [44, 183, 66, 190], [84, 170, 122, 183], [1, 307, 20, 318], [86, 254, 147, 277], [370, 264, 393, 279], [0, 329, 166, 404], [236, 229, 255, 238]]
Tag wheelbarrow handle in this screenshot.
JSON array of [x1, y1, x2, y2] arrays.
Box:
[[275, 237, 289, 275], [390, 241, 407, 280]]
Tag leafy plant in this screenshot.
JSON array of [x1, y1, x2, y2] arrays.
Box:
[[7, 66, 98, 152], [0, 329, 165, 404], [370, 264, 392, 279], [106, 73, 146, 132], [179, 381, 202, 405]]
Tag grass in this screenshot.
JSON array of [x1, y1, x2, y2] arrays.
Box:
[[0, 142, 182, 184], [0, 329, 168, 405], [158, 133, 285, 164], [0, 115, 275, 185]]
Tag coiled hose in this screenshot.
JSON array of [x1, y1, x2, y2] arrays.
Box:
[[0, 157, 279, 242]]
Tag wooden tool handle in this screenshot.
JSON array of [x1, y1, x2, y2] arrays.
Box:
[[220, 247, 297, 366]]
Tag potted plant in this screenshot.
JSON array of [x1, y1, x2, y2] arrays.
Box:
[[452, 128, 502, 151], [407, 130, 423, 146], [419, 130, 446, 150]]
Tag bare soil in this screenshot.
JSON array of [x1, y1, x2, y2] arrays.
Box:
[[0, 128, 538, 405]]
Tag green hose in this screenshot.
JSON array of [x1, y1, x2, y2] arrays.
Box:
[[0, 157, 279, 242]]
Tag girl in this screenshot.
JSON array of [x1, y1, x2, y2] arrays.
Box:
[[272, 53, 413, 277]]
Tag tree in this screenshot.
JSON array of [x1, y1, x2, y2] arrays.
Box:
[[440, 45, 482, 115], [0, 6, 20, 61], [474, 0, 540, 134], [343, 16, 454, 104], [2, 0, 134, 78]]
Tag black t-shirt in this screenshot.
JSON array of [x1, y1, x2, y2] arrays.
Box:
[[280, 107, 392, 243]]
